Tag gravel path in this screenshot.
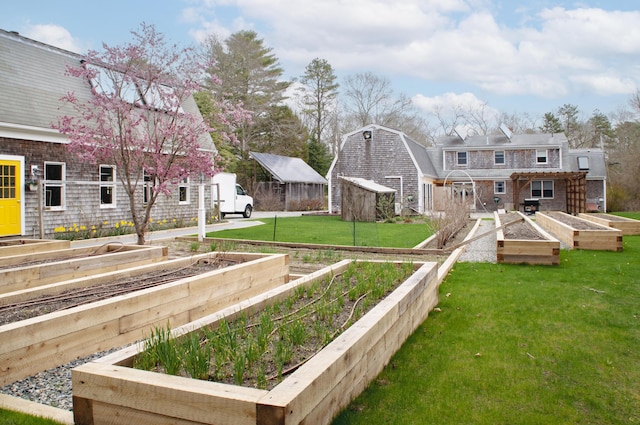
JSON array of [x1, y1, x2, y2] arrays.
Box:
[[457, 218, 497, 263]]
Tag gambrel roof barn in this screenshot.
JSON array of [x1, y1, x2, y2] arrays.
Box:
[[328, 124, 607, 216]]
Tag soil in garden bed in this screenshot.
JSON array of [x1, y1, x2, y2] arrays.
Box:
[[0, 257, 238, 326], [544, 212, 610, 230], [501, 213, 547, 240], [132, 261, 416, 390]]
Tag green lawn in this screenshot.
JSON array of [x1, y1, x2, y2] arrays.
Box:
[[613, 211, 640, 220], [208, 215, 433, 248], [333, 235, 640, 424], [0, 409, 65, 425]]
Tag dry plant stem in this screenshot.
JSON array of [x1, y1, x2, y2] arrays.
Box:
[[266, 290, 370, 382], [272, 275, 339, 323]]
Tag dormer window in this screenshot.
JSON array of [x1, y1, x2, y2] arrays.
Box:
[[457, 151, 467, 166], [536, 149, 548, 164]]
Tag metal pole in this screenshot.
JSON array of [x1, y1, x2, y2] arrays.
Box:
[[272, 214, 277, 241]]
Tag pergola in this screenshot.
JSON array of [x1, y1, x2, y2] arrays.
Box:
[[510, 171, 588, 215]]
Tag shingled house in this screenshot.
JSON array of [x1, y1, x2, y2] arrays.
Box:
[[0, 29, 217, 238], [328, 124, 607, 216]]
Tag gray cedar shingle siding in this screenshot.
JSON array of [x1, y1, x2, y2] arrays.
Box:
[[331, 124, 607, 215], [331, 126, 420, 214], [1, 29, 216, 237]]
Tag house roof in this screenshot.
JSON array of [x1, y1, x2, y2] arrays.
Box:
[[435, 132, 566, 149], [250, 151, 328, 184], [565, 149, 607, 178], [339, 176, 396, 193], [0, 28, 215, 152]]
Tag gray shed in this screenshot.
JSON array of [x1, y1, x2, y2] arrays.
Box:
[[339, 176, 396, 222], [250, 152, 327, 211]]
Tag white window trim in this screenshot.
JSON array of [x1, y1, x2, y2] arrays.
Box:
[[178, 177, 190, 205], [494, 180, 506, 194], [99, 165, 116, 208], [531, 180, 554, 199], [536, 149, 548, 165], [494, 150, 505, 165], [44, 161, 66, 211]]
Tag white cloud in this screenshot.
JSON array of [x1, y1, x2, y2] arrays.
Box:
[[185, 1, 640, 106], [23, 24, 84, 53]]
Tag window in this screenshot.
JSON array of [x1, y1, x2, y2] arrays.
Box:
[[494, 181, 506, 194], [494, 150, 505, 165], [100, 165, 116, 207], [536, 149, 548, 164], [577, 156, 589, 170], [0, 164, 16, 199], [456, 151, 467, 166], [532, 180, 554, 199], [143, 170, 154, 205], [179, 177, 190, 204], [44, 162, 65, 209]]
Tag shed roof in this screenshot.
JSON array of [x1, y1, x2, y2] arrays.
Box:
[[339, 176, 396, 193], [250, 151, 328, 184]]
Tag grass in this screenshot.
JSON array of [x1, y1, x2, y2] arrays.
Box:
[[333, 235, 640, 425], [612, 211, 640, 220], [207, 215, 432, 248], [0, 409, 65, 425]]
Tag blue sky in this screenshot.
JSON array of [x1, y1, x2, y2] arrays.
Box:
[[3, 0, 639, 129]]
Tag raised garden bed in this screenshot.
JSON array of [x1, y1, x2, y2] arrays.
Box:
[[72, 259, 440, 425], [578, 213, 640, 235], [0, 239, 70, 257], [0, 244, 168, 295], [0, 252, 289, 386], [535, 211, 623, 251], [495, 212, 560, 265]]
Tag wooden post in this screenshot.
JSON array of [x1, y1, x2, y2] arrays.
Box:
[[37, 178, 44, 239]]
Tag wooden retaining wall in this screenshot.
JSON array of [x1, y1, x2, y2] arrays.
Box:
[[72, 259, 439, 425], [535, 211, 623, 251], [578, 213, 640, 236], [0, 244, 168, 295], [495, 212, 560, 265], [0, 239, 70, 257], [0, 253, 289, 386]]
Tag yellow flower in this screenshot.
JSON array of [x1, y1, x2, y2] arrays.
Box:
[[103, 220, 108, 226], [80, 225, 86, 231], [115, 222, 120, 229], [54, 226, 66, 233]]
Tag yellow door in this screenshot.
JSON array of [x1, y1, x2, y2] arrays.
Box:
[[0, 160, 21, 236]]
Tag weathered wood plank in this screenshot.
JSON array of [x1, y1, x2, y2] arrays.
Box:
[[73, 363, 266, 425], [0, 239, 70, 257], [0, 253, 288, 386]]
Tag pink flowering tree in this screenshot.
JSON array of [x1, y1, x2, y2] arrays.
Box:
[[54, 24, 250, 244]]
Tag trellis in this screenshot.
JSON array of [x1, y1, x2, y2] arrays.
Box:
[[510, 171, 588, 214]]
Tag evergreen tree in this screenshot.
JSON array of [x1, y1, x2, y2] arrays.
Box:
[[539, 112, 563, 134]]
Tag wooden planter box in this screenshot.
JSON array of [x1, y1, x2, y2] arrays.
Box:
[[72, 259, 440, 425], [0, 244, 168, 295], [0, 239, 70, 257], [0, 253, 289, 386], [578, 213, 640, 236], [495, 212, 560, 265], [535, 211, 623, 251]]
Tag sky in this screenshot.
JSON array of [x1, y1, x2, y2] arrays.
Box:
[[3, 0, 640, 129]]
